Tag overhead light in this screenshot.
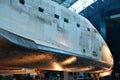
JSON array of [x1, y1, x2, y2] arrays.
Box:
[[69, 0, 97, 13]]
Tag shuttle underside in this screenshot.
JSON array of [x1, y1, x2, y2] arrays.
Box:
[[0, 0, 113, 77], [0, 28, 112, 75]]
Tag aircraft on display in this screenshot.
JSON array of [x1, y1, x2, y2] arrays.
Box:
[[0, 0, 113, 79]]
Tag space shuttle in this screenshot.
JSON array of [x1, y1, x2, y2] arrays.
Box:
[[0, 0, 113, 78]]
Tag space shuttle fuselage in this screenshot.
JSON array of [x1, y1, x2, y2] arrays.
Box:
[[0, 0, 113, 77]]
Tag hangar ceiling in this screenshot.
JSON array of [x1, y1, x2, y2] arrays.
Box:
[[51, 0, 77, 8], [52, 0, 97, 13]]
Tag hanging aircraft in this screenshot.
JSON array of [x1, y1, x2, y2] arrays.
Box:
[[0, 0, 113, 79]]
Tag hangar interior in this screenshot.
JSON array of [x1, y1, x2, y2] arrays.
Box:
[[0, 0, 120, 80]]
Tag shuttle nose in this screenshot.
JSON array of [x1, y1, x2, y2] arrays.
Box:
[[102, 44, 114, 66]]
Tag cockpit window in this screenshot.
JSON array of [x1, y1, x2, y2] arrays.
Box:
[[64, 18, 69, 23], [87, 28, 90, 31], [54, 14, 59, 19], [77, 23, 80, 27], [38, 7, 44, 13], [19, 0, 25, 5]]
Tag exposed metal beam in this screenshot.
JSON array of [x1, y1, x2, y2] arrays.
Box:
[[61, 0, 78, 8], [51, 0, 66, 4], [110, 14, 120, 19]]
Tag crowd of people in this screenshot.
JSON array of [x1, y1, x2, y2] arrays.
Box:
[[0, 74, 39, 80], [0, 72, 119, 80]]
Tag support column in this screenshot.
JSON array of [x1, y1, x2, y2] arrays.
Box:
[[64, 72, 68, 80], [35, 68, 44, 80], [90, 73, 100, 80]]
